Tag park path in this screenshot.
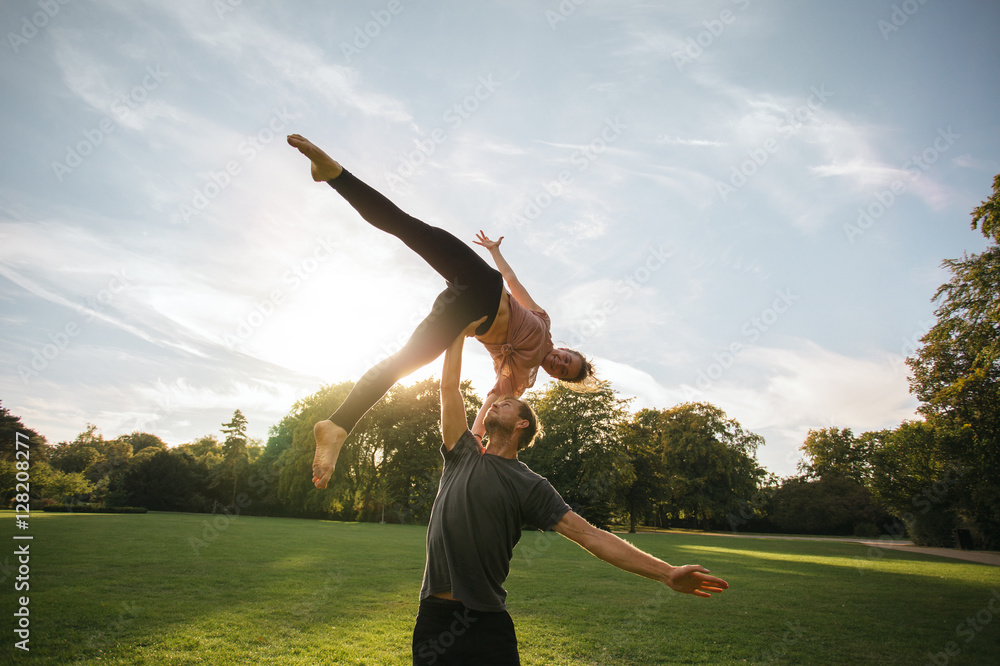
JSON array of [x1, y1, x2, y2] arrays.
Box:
[[705, 531, 1000, 567], [852, 540, 1000, 566], [617, 529, 1000, 567]]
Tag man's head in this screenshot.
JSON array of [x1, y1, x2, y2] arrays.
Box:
[[484, 396, 540, 450]]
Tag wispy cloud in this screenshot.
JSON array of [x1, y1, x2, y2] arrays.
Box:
[[144, 1, 412, 125], [656, 135, 728, 147]]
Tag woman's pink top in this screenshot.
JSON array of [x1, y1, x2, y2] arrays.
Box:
[[482, 294, 554, 398]]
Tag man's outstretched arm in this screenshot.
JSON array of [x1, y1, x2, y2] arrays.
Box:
[[553, 511, 729, 597]]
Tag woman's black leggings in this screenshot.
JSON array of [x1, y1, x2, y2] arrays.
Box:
[[326, 170, 503, 434]]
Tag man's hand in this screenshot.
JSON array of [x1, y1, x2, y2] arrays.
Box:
[[665, 565, 729, 598], [463, 315, 488, 337]]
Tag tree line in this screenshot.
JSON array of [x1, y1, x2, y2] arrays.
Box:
[[3, 175, 998, 549]]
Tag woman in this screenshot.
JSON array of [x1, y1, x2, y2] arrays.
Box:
[[287, 135, 594, 489]]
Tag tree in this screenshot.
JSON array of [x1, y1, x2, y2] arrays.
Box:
[[619, 409, 667, 532], [651, 403, 766, 530], [113, 449, 208, 512], [770, 475, 888, 536], [798, 427, 872, 484], [50, 424, 104, 474], [906, 173, 1000, 547], [0, 402, 50, 463], [117, 431, 167, 455], [276, 382, 364, 518], [221, 410, 250, 508], [353, 378, 476, 524], [270, 379, 476, 521], [867, 421, 971, 546], [244, 426, 289, 516], [971, 173, 1000, 243], [520, 382, 633, 529], [371, 480, 394, 523]]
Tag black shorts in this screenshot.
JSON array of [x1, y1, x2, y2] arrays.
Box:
[[412, 597, 519, 666]]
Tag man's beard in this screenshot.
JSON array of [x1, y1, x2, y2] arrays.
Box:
[[484, 412, 511, 436]]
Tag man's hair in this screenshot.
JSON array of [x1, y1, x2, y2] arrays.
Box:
[[514, 398, 542, 450]]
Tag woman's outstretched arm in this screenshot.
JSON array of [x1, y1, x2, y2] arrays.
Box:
[[474, 232, 544, 313]]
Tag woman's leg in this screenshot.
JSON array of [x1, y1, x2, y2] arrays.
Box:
[[327, 170, 495, 296], [331, 286, 471, 433], [288, 135, 502, 488], [311, 285, 476, 488], [289, 134, 491, 290]]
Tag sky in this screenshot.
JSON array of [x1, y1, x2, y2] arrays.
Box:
[[1, 0, 997, 478]]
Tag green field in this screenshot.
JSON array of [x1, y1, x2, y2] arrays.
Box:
[[2, 511, 998, 665]]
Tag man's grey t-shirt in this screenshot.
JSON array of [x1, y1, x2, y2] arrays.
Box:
[[419, 431, 571, 612]]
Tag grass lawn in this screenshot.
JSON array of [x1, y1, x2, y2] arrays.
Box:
[[2, 511, 998, 665]]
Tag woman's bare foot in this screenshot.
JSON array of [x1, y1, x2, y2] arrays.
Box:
[[286, 134, 344, 182], [312, 420, 348, 489]]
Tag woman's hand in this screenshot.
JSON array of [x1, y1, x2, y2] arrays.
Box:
[[474, 231, 504, 252]]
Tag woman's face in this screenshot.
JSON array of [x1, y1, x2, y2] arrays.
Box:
[[541, 348, 582, 380]]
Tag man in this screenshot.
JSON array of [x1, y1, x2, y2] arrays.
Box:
[[413, 325, 729, 665]]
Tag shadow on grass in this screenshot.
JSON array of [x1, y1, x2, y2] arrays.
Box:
[[8, 514, 1000, 665], [10, 513, 424, 665], [507, 531, 1000, 665]]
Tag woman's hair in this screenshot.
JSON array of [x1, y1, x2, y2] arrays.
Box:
[[560, 349, 600, 393]]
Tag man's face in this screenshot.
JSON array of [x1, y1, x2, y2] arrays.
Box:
[[485, 397, 522, 431]]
